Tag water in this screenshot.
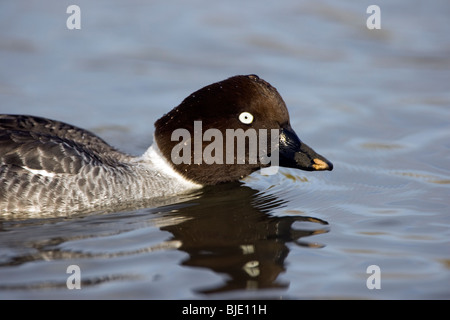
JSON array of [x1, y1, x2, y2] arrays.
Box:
[[0, 0, 449, 299]]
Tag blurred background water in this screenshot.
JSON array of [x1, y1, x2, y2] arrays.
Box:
[[0, 0, 449, 299]]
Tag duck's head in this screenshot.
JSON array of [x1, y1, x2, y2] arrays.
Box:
[[155, 74, 333, 185]]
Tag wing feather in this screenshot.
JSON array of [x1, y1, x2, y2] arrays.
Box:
[[0, 115, 130, 175]]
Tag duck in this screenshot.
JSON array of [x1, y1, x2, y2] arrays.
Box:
[[0, 74, 332, 215]]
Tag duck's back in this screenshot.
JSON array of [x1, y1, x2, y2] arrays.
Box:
[[0, 115, 130, 161], [0, 115, 134, 214]]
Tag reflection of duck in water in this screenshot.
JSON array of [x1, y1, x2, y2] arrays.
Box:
[[0, 181, 328, 296], [159, 183, 329, 295]]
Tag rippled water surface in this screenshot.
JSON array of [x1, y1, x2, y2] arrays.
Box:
[[0, 0, 449, 299]]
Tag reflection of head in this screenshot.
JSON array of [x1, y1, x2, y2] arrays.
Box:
[[159, 183, 329, 295]]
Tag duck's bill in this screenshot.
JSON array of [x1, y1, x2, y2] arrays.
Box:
[[278, 126, 333, 171]]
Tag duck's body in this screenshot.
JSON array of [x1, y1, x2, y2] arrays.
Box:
[[0, 115, 200, 214], [1, 75, 332, 215]]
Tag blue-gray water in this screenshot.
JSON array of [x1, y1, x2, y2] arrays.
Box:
[[0, 0, 449, 299]]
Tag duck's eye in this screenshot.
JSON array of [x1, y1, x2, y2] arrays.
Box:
[[239, 112, 254, 124]]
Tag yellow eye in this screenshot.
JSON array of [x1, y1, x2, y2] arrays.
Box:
[[239, 112, 254, 124]]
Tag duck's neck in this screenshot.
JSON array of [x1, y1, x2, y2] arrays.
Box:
[[136, 143, 202, 195]]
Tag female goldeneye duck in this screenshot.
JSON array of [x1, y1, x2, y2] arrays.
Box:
[[0, 74, 332, 215]]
